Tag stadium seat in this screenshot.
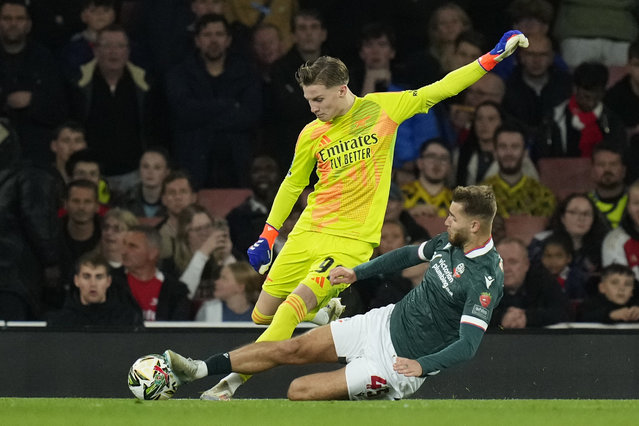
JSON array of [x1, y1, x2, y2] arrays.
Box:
[[413, 215, 447, 236], [537, 157, 593, 201], [504, 215, 549, 246], [137, 216, 163, 227], [198, 188, 253, 219]]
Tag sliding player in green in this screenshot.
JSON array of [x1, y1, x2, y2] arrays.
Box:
[[165, 185, 504, 400]]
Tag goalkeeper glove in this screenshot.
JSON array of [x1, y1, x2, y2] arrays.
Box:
[[477, 30, 529, 72], [247, 223, 279, 274]]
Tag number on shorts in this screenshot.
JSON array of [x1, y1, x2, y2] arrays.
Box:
[[314, 257, 335, 274], [365, 375, 390, 398]]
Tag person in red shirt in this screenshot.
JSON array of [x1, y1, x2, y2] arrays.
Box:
[[110, 225, 190, 321]]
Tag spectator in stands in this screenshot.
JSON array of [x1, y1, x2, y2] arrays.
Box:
[[195, 261, 263, 322], [117, 147, 171, 218], [349, 21, 397, 97], [355, 22, 454, 174], [0, 0, 68, 166], [66, 148, 111, 211], [496, 0, 563, 80], [578, 264, 639, 323], [226, 156, 279, 257], [48, 121, 88, 208], [449, 73, 506, 147], [111, 225, 190, 321], [166, 13, 261, 189], [491, 237, 569, 328], [480, 122, 555, 218], [46, 251, 143, 329], [171, 205, 237, 305], [264, 8, 327, 170], [224, 0, 298, 54], [97, 207, 138, 269], [70, 24, 158, 196], [605, 39, 639, 137], [384, 182, 430, 245], [554, 0, 638, 68], [251, 22, 285, 83], [530, 192, 609, 296], [157, 170, 198, 259], [588, 143, 628, 229], [426, 2, 472, 74], [539, 233, 589, 318], [49, 121, 88, 185], [60, 179, 102, 293], [0, 118, 61, 319], [542, 61, 627, 158], [59, 0, 117, 76], [602, 180, 639, 282], [502, 33, 572, 130], [450, 30, 488, 72], [456, 101, 504, 186], [402, 139, 453, 219]]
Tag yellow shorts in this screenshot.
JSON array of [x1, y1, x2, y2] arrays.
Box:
[[263, 229, 374, 313]]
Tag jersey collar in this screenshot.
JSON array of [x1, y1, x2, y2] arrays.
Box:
[[464, 237, 494, 258]]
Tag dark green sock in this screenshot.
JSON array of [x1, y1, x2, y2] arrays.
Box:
[[204, 353, 232, 376]]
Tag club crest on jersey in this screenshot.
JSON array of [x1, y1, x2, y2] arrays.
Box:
[[479, 292, 491, 308], [453, 263, 465, 278]]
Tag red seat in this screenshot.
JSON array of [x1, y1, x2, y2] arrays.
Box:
[[413, 215, 447, 237], [538, 157, 593, 201], [504, 215, 549, 246], [197, 188, 253, 219]]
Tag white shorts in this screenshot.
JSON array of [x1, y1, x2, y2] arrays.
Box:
[[330, 304, 426, 400]]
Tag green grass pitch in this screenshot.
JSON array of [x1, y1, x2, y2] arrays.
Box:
[[2, 398, 638, 426]]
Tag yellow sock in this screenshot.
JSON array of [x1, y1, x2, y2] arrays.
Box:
[[251, 306, 274, 325], [256, 293, 307, 343], [239, 294, 308, 384]]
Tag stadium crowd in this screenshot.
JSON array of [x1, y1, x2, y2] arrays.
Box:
[[1, 0, 639, 329]]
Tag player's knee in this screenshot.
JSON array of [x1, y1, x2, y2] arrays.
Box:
[[287, 377, 312, 401]]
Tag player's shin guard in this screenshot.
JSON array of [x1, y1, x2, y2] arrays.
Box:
[[256, 293, 308, 343]]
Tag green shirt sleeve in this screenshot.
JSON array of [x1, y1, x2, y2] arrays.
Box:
[[416, 322, 485, 376], [353, 245, 424, 281]]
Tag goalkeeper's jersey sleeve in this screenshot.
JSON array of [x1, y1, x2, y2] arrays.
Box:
[[389, 233, 504, 362], [266, 62, 486, 245]]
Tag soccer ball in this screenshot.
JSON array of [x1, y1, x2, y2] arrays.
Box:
[[127, 354, 178, 400]]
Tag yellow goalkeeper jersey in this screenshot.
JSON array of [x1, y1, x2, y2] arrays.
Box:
[[267, 61, 486, 245]]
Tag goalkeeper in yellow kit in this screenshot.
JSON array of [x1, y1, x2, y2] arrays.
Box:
[[199, 30, 529, 400]]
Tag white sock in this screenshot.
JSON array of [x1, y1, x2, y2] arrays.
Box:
[[195, 360, 208, 379], [311, 308, 329, 325], [222, 372, 245, 393]]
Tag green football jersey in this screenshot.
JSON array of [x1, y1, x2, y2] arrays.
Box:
[[389, 233, 504, 362]]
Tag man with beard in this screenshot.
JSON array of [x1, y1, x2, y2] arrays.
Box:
[[166, 13, 261, 189], [481, 122, 556, 218], [164, 185, 504, 400], [588, 143, 627, 229], [402, 138, 453, 219]]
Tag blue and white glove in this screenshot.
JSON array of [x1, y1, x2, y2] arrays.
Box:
[[247, 223, 279, 274], [478, 30, 529, 71]]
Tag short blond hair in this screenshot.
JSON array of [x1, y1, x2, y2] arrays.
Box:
[[295, 56, 349, 88]]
